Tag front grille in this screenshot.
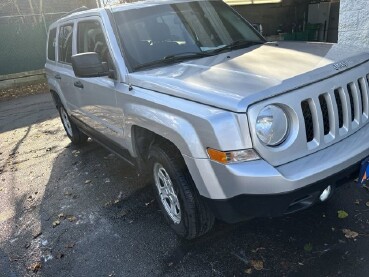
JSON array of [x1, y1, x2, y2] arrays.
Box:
[[301, 74, 369, 146]]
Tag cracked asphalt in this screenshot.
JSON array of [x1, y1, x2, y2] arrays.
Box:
[[2, 93, 369, 277]]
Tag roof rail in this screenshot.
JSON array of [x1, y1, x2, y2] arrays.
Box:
[[64, 6, 89, 17]]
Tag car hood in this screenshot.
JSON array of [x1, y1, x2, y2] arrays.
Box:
[[129, 41, 369, 112]]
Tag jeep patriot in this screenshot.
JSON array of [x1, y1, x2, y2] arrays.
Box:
[[46, 0, 369, 239]]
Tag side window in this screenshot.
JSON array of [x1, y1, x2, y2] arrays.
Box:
[[77, 20, 113, 68], [47, 28, 57, 61], [58, 24, 73, 64]]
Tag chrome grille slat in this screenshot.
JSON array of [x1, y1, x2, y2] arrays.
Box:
[[305, 98, 321, 148], [313, 96, 325, 145], [359, 77, 369, 119], [338, 87, 350, 133], [334, 89, 344, 128], [346, 84, 355, 123], [349, 82, 361, 126], [325, 92, 338, 140], [357, 79, 365, 115]]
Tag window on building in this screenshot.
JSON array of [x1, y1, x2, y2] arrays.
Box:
[[47, 28, 56, 61], [58, 24, 73, 64]]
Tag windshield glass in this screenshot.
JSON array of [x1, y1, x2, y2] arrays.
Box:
[[113, 0, 264, 71]]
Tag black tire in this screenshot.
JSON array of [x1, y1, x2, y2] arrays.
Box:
[[58, 104, 88, 145], [149, 142, 215, 239]]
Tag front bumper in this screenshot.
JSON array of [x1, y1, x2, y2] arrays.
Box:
[[183, 120, 369, 221], [201, 161, 360, 223], [185, 122, 369, 199]]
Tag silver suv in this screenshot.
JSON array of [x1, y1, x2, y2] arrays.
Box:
[[46, 0, 369, 239]]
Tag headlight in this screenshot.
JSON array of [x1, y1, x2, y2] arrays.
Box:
[[256, 105, 289, 146]]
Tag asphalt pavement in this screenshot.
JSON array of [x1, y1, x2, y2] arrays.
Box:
[[1, 93, 369, 277]]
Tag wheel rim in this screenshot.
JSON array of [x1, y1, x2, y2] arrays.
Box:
[[60, 107, 73, 137], [153, 163, 181, 224]]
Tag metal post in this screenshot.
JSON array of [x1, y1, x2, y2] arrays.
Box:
[[41, 12, 48, 35]]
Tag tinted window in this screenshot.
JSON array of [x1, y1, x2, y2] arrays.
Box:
[[58, 24, 73, 64], [77, 20, 112, 67], [47, 28, 56, 61]]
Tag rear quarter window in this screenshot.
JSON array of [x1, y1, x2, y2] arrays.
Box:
[[47, 28, 57, 61]]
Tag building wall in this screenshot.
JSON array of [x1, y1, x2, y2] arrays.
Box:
[[233, 0, 309, 37], [338, 0, 369, 47], [233, 0, 341, 42]]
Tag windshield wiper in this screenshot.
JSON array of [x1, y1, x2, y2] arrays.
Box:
[[134, 52, 213, 71], [164, 51, 213, 60], [207, 40, 264, 54]]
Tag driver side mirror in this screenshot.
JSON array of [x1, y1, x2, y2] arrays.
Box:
[[71, 52, 111, 78]]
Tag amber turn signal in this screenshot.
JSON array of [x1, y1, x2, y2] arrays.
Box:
[[207, 148, 260, 164]]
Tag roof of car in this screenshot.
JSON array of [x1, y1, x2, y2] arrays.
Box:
[[49, 0, 218, 29], [110, 0, 217, 12]]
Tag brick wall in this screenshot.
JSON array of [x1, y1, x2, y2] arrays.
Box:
[[338, 0, 369, 47]]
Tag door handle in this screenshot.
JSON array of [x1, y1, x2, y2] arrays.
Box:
[[74, 81, 84, 89], [55, 74, 61, 80]]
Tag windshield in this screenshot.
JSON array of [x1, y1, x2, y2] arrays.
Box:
[[113, 0, 264, 71]]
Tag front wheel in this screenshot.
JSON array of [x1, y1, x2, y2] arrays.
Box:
[[59, 105, 88, 145], [150, 142, 215, 239]]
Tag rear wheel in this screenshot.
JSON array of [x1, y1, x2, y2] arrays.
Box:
[[149, 142, 215, 239], [59, 105, 88, 145]]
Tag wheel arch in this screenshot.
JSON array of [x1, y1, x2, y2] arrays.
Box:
[[50, 89, 61, 109], [49, 89, 69, 113], [127, 109, 207, 160]]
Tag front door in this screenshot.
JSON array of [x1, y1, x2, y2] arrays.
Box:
[[72, 18, 124, 144]]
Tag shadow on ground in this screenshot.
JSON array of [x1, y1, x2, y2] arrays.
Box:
[[0, 93, 57, 133]]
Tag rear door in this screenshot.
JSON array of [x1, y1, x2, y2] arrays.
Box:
[[72, 17, 124, 144], [57, 22, 79, 113]]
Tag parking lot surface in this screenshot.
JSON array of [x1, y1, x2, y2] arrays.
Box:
[[1, 93, 369, 277]]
